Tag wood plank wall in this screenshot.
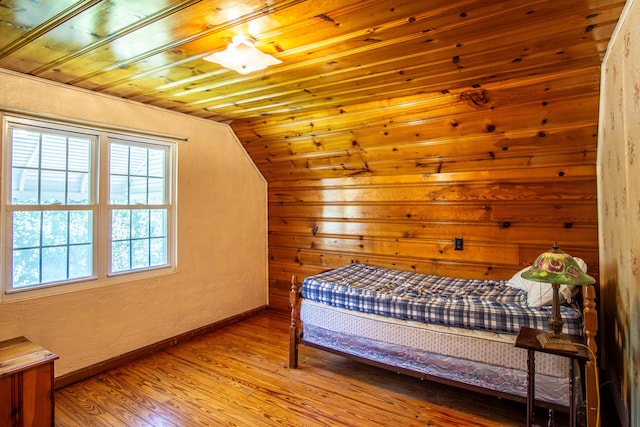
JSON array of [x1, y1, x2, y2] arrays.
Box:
[[231, 66, 600, 312]]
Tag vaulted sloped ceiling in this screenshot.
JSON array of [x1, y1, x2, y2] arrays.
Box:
[[0, 0, 623, 124]]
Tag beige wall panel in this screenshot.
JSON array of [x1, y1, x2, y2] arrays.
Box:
[[0, 70, 268, 377]]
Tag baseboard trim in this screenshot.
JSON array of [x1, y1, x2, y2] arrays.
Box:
[[54, 305, 268, 389]]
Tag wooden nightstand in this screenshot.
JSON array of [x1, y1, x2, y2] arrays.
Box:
[[515, 327, 590, 427], [0, 336, 59, 426]]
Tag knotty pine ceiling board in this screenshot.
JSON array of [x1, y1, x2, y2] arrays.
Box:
[[0, 0, 623, 122]]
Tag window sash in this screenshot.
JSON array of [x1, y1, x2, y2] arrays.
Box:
[[108, 206, 171, 274], [10, 207, 97, 289], [108, 139, 171, 206], [107, 138, 172, 275]]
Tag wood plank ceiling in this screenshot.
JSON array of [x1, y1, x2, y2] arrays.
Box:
[[0, 0, 622, 122], [0, 0, 626, 311]]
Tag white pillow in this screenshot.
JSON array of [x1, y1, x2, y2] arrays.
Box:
[[506, 258, 587, 307]]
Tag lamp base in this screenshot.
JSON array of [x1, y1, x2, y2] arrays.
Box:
[[536, 331, 578, 352]]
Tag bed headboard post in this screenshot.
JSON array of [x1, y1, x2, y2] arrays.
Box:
[[583, 284, 598, 427], [289, 276, 300, 369]]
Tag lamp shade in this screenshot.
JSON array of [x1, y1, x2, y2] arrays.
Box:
[[522, 242, 595, 350], [521, 242, 595, 286], [204, 35, 282, 74]]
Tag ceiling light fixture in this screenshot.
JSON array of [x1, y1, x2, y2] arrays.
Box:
[[204, 35, 282, 74]]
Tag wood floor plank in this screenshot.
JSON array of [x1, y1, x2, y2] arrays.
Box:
[[165, 329, 440, 425], [56, 311, 569, 426], [85, 373, 188, 426], [56, 385, 142, 427]]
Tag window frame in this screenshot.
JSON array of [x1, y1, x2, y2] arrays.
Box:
[[105, 136, 174, 277], [1, 114, 177, 301]]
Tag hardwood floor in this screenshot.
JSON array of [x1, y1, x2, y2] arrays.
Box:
[[55, 311, 570, 426]]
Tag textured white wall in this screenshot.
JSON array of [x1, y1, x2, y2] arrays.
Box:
[[0, 69, 268, 376]]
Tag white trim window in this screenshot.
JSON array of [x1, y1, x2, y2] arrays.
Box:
[[2, 116, 176, 299], [108, 139, 171, 274]]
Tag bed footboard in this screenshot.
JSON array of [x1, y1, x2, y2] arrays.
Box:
[[289, 275, 301, 369]]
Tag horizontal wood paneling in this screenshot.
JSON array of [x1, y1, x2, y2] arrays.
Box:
[[233, 66, 602, 311], [269, 201, 597, 223], [270, 181, 596, 203], [269, 220, 598, 246]]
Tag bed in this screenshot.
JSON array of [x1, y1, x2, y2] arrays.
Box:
[[288, 262, 599, 425]]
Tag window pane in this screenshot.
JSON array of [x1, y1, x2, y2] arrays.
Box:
[[150, 237, 167, 266], [42, 246, 68, 282], [112, 240, 131, 272], [68, 138, 90, 172], [12, 248, 40, 288], [148, 149, 164, 177], [40, 170, 66, 204], [13, 211, 41, 249], [69, 244, 93, 278], [41, 134, 67, 170], [129, 146, 147, 175], [11, 129, 40, 168], [42, 211, 68, 246], [112, 210, 131, 240], [110, 144, 129, 174], [131, 240, 149, 269], [110, 175, 129, 204], [150, 209, 166, 237], [129, 177, 147, 204], [11, 168, 39, 204], [148, 178, 164, 204], [69, 211, 92, 244], [132, 210, 149, 239], [67, 171, 90, 204]]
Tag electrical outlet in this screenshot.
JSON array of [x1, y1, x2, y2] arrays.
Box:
[[454, 237, 464, 251]]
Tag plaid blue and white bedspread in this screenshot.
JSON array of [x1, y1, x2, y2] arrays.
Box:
[[301, 263, 583, 335]]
